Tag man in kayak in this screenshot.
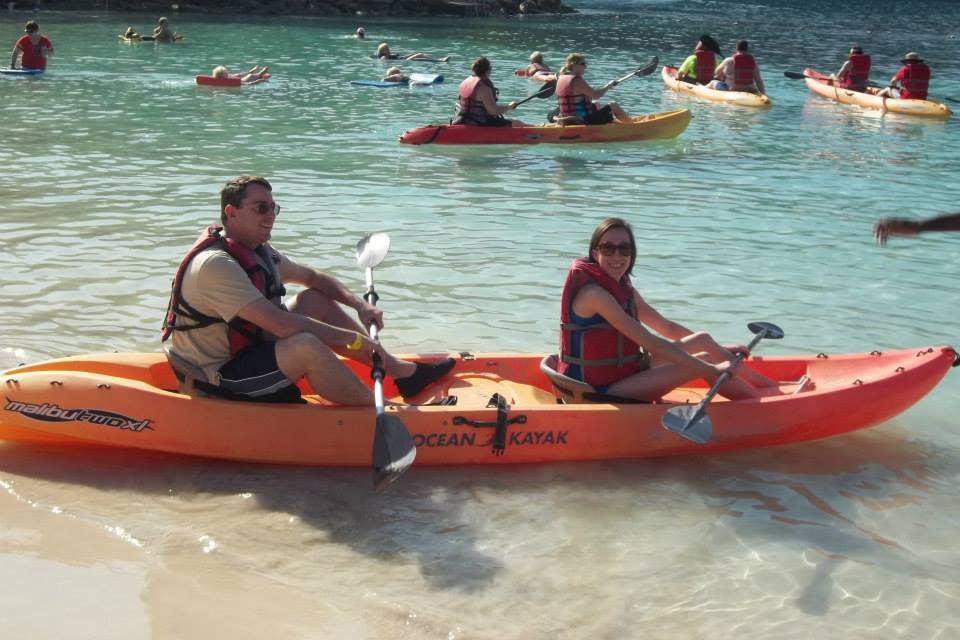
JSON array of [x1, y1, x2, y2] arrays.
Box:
[[375, 42, 449, 62], [554, 53, 630, 124], [876, 52, 930, 100], [874, 212, 960, 247], [676, 35, 721, 84], [712, 40, 765, 94], [162, 175, 455, 405], [554, 218, 777, 402], [452, 56, 520, 126], [833, 46, 871, 92], [10, 20, 53, 71], [153, 17, 181, 43]]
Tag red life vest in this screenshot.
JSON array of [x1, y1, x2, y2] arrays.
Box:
[[456, 76, 498, 124], [557, 258, 646, 388], [556, 74, 594, 118], [161, 225, 285, 355], [839, 53, 871, 90], [732, 52, 756, 89], [899, 62, 930, 100], [694, 50, 716, 83]]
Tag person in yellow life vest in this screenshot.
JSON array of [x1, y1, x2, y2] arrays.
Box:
[[555, 53, 630, 124], [162, 175, 455, 404], [712, 39, 765, 94], [555, 217, 778, 401]]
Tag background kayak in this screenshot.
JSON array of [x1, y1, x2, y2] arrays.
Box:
[[803, 68, 952, 118], [662, 65, 772, 108]]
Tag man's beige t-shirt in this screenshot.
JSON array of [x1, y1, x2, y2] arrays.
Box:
[[169, 247, 273, 383]]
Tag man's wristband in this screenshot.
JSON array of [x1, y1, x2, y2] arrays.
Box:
[[346, 332, 364, 351]]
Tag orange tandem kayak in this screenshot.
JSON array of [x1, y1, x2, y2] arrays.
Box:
[[398, 109, 691, 145], [803, 68, 951, 118], [0, 347, 954, 466]]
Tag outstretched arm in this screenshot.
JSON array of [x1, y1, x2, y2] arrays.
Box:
[[875, 213, 960, 246]]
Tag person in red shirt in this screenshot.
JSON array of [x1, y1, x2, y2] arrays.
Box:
[[10, 20, 53, 71], [877, 52, 931, 100]]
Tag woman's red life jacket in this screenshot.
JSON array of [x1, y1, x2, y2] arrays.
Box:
[[839, 53, 871, 90], [558, 258, 646, 388], [899, 62, 930, 100], [456, 76, 497, 123], [161, 225, 285, 355], [694, 50, 716, 83], [556, 74, 595, 118], [732, 52, 756, 89]]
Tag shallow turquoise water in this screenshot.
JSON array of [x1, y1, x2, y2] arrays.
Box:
[[1, 3, 959, 638]]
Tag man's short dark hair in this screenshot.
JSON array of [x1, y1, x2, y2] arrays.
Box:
[[736, 40, 749, 52], [220, 176, 272, 224]]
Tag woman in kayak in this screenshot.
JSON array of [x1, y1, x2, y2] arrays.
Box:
[[212, 65, 270, 85], [452, 56, 521, 127], [557, 217, 778, 401], [526, 51, 556, 83], [375, 42, 450, 62], [676, 35, 721, 85], [554, 53, 630, 124]]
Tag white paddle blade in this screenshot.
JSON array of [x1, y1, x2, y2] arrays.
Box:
[[356, 233, 391, 270], [661, 405, 712, 444]]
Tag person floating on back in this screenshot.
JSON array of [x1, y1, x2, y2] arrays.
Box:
[[712, 39, 765, 95], [374, 42, 449, 62], [877, 52, 930, 100], [554, 53, 630, 124], [676, 35, 721, 85], [382, 66, 410, 83], [212, 65, 270, 85], [834, 45, 871, 92], [10, 20, 53, 71], [526, 51, 556, 83], [452, 56, 520, 126]]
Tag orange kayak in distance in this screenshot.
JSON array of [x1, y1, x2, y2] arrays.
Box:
[[803, 68, 951, 118], [1, 347, 954, 466], [398, 109, 692, 145]]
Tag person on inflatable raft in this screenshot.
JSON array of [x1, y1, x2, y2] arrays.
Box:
[[553, 217, 780, 402]]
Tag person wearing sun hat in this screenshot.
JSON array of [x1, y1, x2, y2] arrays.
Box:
[[878, 52, 931, 100]]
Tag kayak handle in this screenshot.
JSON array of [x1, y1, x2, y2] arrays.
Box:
[[452, 393, 527, 455]]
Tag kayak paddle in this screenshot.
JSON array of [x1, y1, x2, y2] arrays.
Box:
[[355, 232, 416, 491], [661, 321, 784, 445], [512, 56, 660, 110]]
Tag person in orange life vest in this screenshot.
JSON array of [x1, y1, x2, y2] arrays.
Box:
[[558, 217, 778, 401], [163, 175, 455, 405], [555, 53, 630, 124], [712, 40, 765, 94], [10, 20, 53, 71], [874, 212, 960, 247], [676, 35, 722, 84], [526, 51, 556, 83], [834, 46, 871, 91], [876, 52, 931, 100], [452, 56, 521, 126]]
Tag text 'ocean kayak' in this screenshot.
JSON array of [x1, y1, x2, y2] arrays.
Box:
[[803, 69, 951, 118], [662, 66, 772, 108], [1, 347, 953, 466], [399, 109, 692, 145]]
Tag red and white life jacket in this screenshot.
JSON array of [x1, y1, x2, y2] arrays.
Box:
[[557, 258, 646, 388], [556, 74, 594, 118], [456, 76, 499, 124], [839, 53, 871, 90], [161, 225, 285, 355], [732, 52, 756, 89]]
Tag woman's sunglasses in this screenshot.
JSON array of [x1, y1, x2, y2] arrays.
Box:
[[596, 242, 632, 257]]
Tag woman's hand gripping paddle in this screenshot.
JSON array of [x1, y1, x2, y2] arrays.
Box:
[[356, 233, 416, 491], [661, 321, 784, 444]]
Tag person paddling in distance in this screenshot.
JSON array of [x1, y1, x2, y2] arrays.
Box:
[[10, 20, 53, 71], [876, 52, 931, 100], [452, 56, 522, 126], [153, 17, 181, 43], [375, 42, 450, 62], [833, 45, 871, 92], [212, 65, 270, 85], [554, 53, 630, 124], [162, 175, 455, 405], [874, 212, 960, 247], [712, 40, 765, 94], [676, 35, 721, 84], [554, 217, 778, 402]]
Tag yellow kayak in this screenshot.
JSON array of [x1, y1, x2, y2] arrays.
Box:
[[662, 66, 772, 108], [803, 69, 951, 118]]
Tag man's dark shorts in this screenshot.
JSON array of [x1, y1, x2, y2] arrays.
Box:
[[217, 342, 304, 403], [583, 105, 615, 125]]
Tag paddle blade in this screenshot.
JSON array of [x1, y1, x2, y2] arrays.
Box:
[[747, 321, 784, 340], [661, 405, 712, 444], [372, 414, 416, 491], [537, 81, 557, 99], [783, 71, 808, 80], [356, 233, 391, 270], [637, 56, 659, 77]]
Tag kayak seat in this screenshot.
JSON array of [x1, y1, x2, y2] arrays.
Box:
[[539, 355, 650, 404], [164, 347, 212, 398]]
